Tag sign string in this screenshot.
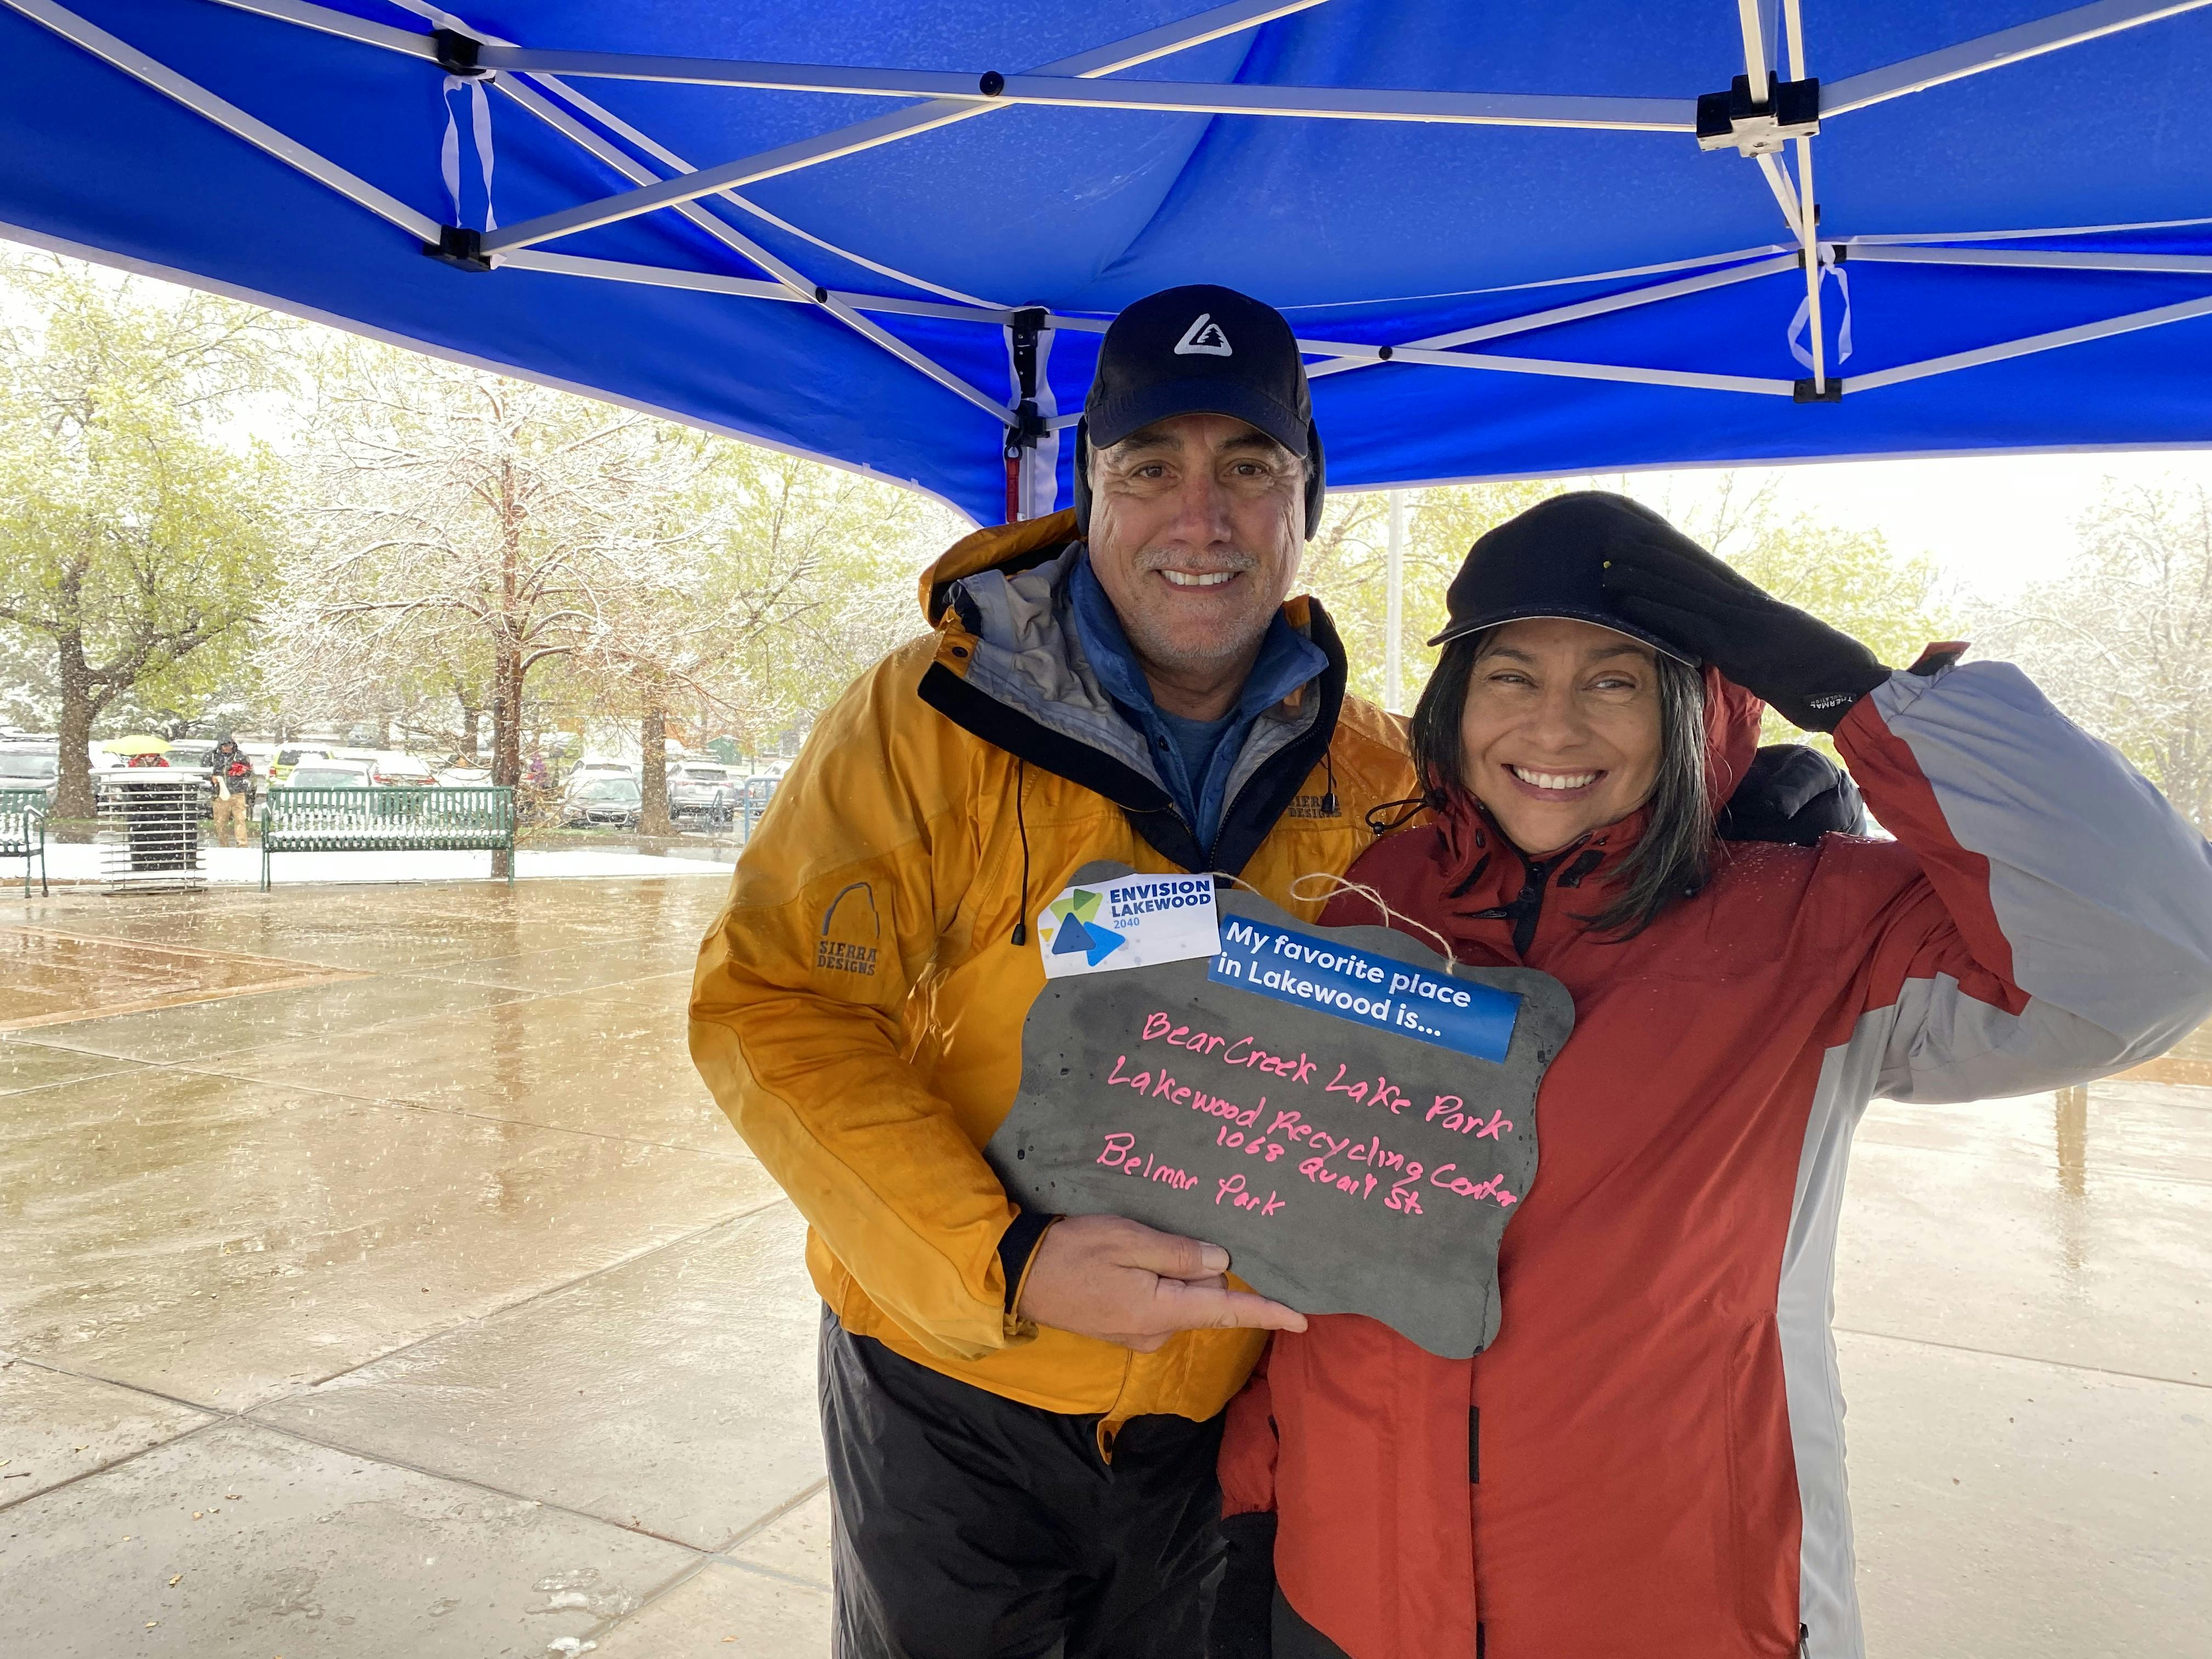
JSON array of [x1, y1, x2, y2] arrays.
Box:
[[1211, 869, 1468, 978]]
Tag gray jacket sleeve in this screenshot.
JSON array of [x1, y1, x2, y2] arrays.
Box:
[[1832, 660, 2212, 1104]]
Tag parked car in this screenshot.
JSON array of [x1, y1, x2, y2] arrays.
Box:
[[562, 776, 642, 828], [0, 746, 59, 807], [269, 746, 330, 782], [280, 760, 375, 789], [364, 752, 438, 787], [667, 762, 736, 826], [570, 758, 639, 784]]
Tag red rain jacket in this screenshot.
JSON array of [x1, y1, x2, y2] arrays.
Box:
[[1218, 657, 2212, 1659]]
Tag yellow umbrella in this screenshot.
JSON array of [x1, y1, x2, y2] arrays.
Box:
[[99, 735, 171, 757]]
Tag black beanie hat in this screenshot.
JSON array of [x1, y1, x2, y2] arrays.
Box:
[[1428, 490, 1700, 663]]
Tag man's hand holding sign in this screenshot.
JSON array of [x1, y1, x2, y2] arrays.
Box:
[[993, 864, 1573, 1359], [1016, 1214, 1303, 1353]]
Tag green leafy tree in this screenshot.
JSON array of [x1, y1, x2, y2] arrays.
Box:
[[1300, 482, 1561, 713], [1655, 474, 1954, 748], [0, 252, 290, 816]]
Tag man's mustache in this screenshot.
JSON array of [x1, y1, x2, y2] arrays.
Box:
[[1132, 548, 1261, 577]]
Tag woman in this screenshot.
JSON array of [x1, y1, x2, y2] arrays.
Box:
[[1212, 493, 2212, 1659]]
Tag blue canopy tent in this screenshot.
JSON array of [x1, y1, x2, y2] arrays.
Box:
[[3, 0, 2209, 526]]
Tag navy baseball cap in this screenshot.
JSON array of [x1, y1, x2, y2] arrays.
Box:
[[1084, 285, 1311, 458], [1428, 491, 1700, 663]]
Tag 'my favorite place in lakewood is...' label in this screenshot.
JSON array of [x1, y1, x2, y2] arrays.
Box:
[[1210, 916, 1520, 1062]]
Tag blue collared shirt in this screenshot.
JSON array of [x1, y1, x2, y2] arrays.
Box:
[[1069, 552, 1327, 856]]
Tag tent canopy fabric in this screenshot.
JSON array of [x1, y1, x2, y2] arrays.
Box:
[[4, 0, 2209, 524]]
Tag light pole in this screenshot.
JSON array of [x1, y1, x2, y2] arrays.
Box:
[[1385, 489, 1407, 714]]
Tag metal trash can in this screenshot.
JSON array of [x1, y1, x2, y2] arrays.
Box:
[[99, 772, 205, 892]]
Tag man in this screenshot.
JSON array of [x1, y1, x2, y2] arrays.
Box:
[[690, 286, 1417, 1658], [206, 734, 256, 848]]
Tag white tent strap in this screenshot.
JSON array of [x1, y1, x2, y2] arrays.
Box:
[[3, 0, 438, 239], [400, 0, 1006, 311], [441, 71, 496, 231], [1788, 245, 1854, 373]]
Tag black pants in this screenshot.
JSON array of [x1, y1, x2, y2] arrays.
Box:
[[819, 1308, 1227, 1659]]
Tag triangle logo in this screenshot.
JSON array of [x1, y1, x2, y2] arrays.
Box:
[[1173, 313, 1233, 357], [1079, 921, 1126, 967]]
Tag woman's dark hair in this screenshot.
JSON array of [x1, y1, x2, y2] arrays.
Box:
[[1408, 626, 1713, 938]]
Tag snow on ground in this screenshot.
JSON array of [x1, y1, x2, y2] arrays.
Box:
[[27, 839, 732, 886]]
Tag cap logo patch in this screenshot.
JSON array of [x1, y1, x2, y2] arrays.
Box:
[[1173, 313, 1233, 357]]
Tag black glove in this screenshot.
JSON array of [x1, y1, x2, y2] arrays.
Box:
[[1598, 531, 1891, 732]]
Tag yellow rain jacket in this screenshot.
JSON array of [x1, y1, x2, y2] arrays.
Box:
[[690, 510, 1418, 1427]]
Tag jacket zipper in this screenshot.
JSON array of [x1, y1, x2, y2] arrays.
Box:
[[1460, 836, 1606, 956], [1466, 855, 1555, 957]]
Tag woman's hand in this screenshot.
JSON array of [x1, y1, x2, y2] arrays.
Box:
[[1598, 527, 1891, 732]]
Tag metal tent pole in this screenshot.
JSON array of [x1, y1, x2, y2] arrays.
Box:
[[1385, 490, 1407, 715], [1783, 0, 1827, 397]]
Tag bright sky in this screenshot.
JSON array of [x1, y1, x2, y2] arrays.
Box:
[[1605, 449, 2212, 604]]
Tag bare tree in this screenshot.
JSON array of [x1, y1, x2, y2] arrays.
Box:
[[560, 438, 949, 831], [276, 345, 716, 859], [1976, 479, 2212, 833]]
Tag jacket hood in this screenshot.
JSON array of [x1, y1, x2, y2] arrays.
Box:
[[1700, 666, 1767, 815], [919, 509, 1082, 624]]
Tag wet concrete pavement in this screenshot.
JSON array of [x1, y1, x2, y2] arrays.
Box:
[[2, 879, 2207, 1655]]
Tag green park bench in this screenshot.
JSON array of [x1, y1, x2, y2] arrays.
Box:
[[261, 786, 515, 890], [0, 788, 49, 897]]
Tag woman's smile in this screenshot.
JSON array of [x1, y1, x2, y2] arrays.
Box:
[[1459, 617, 1663, 855]]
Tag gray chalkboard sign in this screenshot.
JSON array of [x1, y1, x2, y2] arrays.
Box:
[[986, 863, 1574, 1358]]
